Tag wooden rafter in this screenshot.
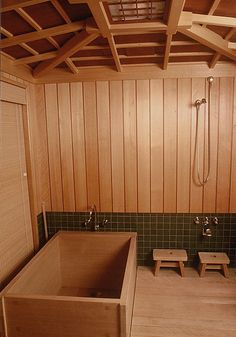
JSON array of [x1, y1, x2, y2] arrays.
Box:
[[51, 0, 71, 24], [166, 0, 186, 35], [0, 21, 85, 48], [202, 0, 221, 29], [229, 42, 236, 50], [14, 40, 201, 65], [179, 24, 236, 63], [110, 11, 191, 35], [107, 35, 122, 71], [1, 0, 235, 75], [163, 0, 186, 69], [191, 13, 236, 28], [208, 0, 221, 14], [88, 1, 122, 71], [163, 34, 172, 69], [69, 52, 212, 62], [0, 0, 48, 13], [0, 26, 38, 56], [69, 0, 122, 72], [15, 7, 78, 74], [14, 52, 58, 65], [33, 31, 99, 78], [210, 28, 236, 68]]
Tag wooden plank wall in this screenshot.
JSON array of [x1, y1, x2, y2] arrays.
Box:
[[30, 77, 236, 213]]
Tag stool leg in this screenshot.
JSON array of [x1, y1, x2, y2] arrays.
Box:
[[154, 260, 161, 276], [178, 261, 185, 277], [199, 263, 206, 277], [222, 264, 229, 278]]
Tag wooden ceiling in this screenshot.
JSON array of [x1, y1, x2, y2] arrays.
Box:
[[0, 0, 236, 79]]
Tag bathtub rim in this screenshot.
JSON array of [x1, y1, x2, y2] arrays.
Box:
[[1, 230, 137, 301]]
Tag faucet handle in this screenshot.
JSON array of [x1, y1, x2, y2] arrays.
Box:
[[83, 219, 89, 228], [212, 217, 219, 225], [194, 217, 200, 225], [203, 217, 209, 225], [101, 219, 109, 227]]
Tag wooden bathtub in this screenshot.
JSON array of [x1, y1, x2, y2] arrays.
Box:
[[1, 231, 137, 337]]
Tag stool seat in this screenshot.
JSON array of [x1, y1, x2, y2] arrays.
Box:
[[198, 252, 230, 278], [153, 249, 188, 277]]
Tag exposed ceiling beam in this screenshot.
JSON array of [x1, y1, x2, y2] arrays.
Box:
[[51, 0, 71, 24], [0, 21, 85, 48], [15, 7, 78, 74], [65, 58, 79, 74], [110, 22, 167, 34], [191, 13, 236, 28], [0, 26, 38, 56], [82, 0, 122, 71], [107, 35, 122, 71], [208, 0, 221, 14], [14, 41, 201, 65], [163, 34, 172, 70], [228, 42, 236, 50], [0, 0, 48, 13], [14, 52, 57, 65], [110, 11, 191, 35], [166, 0, 186, 34], [70, 52, 212, 62], [33, 31, 99, 78], [163, 0, 186, 69], [179, 24, 236, 63]]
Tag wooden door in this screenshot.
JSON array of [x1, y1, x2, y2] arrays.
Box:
[[0, 100, 34, 290]]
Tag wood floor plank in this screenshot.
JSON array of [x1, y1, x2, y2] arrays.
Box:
[[131, 267, 236, 337]]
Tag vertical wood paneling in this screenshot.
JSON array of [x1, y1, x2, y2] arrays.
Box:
[[83, 82, 100, 209], [45, 84, 63, 211], [31, 77, 236, 214], [190, 78, 205, 212], [58, 83, 75, 211], [177, 78, 191, 212], [110, 81, 125, 212], [123, 80, 137, 212], [34, 84, 51, 212], [203, 78, 219, 213], [70, 82, 88, 211], [96, 81, 112, 211], [164, 79, 177, 212], [230, 77, 236, 212], [216, 78, 234, 212], [137, 80, 150, 212], [150, 79, 164, 212]]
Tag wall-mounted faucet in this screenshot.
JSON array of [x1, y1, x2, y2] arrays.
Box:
[[193, 216, 219, 238], [202, 217, 212, 237], [84, 204, 108, 231]]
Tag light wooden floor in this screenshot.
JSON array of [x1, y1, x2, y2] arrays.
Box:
[[131, 266, 236, 337]]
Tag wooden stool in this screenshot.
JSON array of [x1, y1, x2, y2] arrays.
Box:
[[153, 249, 188, 277], [198, 252, 230, 278]]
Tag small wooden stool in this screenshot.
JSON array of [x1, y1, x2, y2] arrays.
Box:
[[153, 249, 188, 277], [198, 252, 230, 278]]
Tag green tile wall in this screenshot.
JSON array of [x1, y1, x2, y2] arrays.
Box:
[[37, 213, 47, 248], [38, 212, 236, 267]]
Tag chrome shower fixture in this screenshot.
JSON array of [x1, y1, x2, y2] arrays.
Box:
[[194, 216, 219, 225], [194, 98, 207, 107], [193, 76, 214, 186], [207, 76, 214, 84], [202, 225, 212, 237], [194, 216, 219, 238]]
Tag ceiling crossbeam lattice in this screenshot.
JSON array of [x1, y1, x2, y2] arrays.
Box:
[[0, 0, 235, 78]]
